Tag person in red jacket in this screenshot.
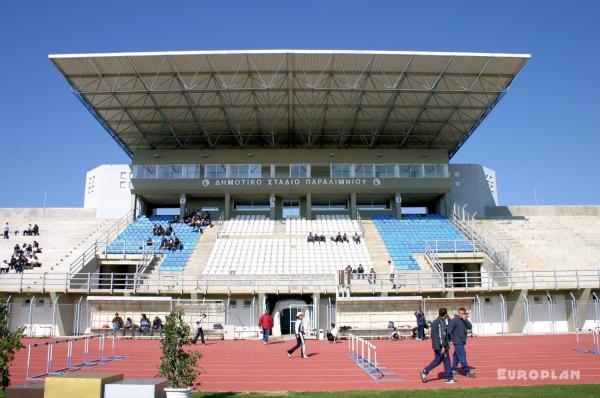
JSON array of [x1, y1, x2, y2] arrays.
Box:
[[258, 311, 274, 345]]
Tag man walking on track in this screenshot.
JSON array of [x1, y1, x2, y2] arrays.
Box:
[[192, 313, 207, 346], [420, 308, 456, 384], [448, 307, 476, 377], [287, 312, 308, 358], [258, 310, 274, 344]]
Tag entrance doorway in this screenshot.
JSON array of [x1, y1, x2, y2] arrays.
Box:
[[282, 200, 300, 219]]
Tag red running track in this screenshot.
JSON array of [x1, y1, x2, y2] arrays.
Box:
[[10, 334, 600, 392]]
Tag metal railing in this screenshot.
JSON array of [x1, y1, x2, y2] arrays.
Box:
[[2, 269, 599, 294], [450, 202, 511, 277], [68, 210, 133, 275], [423, 240, 484, 273]]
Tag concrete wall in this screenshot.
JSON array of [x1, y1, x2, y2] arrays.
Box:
[[84, 164, 131, 218], [486, 205, 600, 218], [0, 208, 96, 219], [443, 164, 498, 217]]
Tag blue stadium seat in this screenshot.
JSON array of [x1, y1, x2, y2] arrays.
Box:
[[106, 215, 201, 272], [372, 214, 474, 271]]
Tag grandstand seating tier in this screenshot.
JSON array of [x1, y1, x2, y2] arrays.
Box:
[[372, 214, 474, 271], [204, 238, 372, 275], [107, 215, 202, 272]]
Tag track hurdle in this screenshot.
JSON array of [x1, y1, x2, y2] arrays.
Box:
[[575, 327, 600, 355], [347, 334, 403, 382], [25, 333, 125, 381]]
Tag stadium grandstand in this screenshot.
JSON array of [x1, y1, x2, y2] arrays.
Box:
[[2, 49, 600, 344]]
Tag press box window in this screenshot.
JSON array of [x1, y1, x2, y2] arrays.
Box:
[[290, 164, 309, 178]]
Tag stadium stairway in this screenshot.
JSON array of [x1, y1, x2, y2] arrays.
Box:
[[476, 215, 600, 271], [0, 215, 116, 273], [183, 222, 221, 273]]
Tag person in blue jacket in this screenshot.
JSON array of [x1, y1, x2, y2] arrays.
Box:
[[420, 308, 456, 384], [448, 307, 476, 377], [416, 311, 427, 340]]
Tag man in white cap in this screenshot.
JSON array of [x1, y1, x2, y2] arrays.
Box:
[[287, 312, 308, 358]]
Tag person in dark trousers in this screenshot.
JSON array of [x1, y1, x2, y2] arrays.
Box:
[[258, 310, 274, 345], [287, 312, 308, 358], [448, 307, 476, 377], [420, 307, 456, 384], [416, 311, 427, 340], [192, 313, 207, 346]]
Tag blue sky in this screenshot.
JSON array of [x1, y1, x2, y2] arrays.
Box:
[[0, 0, 598, 207]]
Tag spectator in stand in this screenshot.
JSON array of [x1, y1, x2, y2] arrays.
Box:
[[165, 224, 173, 236], [173, 236, 182, 250], [3, 222, 9, 239], [332, 232, 343, 243], [139, 314, 151, 335], [33, 241, 41, 253], [258, 310, 274, 345], [342, 233, 349, 243], [33, 224, 39, 236], [152, 224, 159, 236], [368, 267, 377, 284], [152, 316, 163, 336], [0, 260, 9, 273], [357, 264, 365, 279], [307, 232, 314, 243], [352, 233, 361, 244], [112, 313, 124, 332], [30, 256, 41, 268], [23, 224, 33, 236]]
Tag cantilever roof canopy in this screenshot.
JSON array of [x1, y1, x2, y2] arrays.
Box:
[[49, 50, 529, 158]]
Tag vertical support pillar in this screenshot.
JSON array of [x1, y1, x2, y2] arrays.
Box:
[[130, 194, 138, 219], [350, 193, 357, 220], [312, 293, 320, 337], [394, 193, 402, 219], [258, 293, 267, 313], [566, 289, 590, 332], [506, 289, 528, 334], [306, 193, 312, 219], [270, 164, 276, 178], [179, 194, 187, 217], [49, 293, 66, 337], [270, 194, 276, 220], [224, 193, 231, 219]]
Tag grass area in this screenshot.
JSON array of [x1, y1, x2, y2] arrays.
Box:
[[2, 383, 599, 398], [190, 384, 600, 398]]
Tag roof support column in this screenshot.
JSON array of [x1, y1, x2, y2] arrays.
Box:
[[350, 193, 357, 220], [394, 193, 402, 220], [224, 193, 232, 220], [270, 194, 276, 220], [305, 193, 312, 220], [179, 194, 187, 218]]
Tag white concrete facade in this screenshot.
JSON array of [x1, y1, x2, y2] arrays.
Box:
[[84, 164, 131, 218]]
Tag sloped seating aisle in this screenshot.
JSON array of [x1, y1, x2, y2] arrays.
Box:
[[372, 214, 474, 271], [106, 215, 201, 271]]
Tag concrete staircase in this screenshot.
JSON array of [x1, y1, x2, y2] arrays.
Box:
[[476, 215, 600, 271], [361, 220, 393, 275], [185, 224, 221, 273]]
